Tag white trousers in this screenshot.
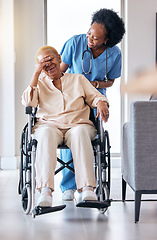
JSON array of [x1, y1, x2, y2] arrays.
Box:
[[33, 123, 97, 191]]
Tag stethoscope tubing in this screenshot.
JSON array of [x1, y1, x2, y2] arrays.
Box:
[[82, 45, 92, 74], [82, 45, 108, 82]]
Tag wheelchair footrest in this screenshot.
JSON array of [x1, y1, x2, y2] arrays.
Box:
[[76, 200, 111, 209], [32, 204, 66, 217]]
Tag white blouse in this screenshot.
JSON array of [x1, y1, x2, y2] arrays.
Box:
[[21, 73, 109, 129]]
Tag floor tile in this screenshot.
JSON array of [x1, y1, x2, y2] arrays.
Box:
[[0, 169, 157, 240]]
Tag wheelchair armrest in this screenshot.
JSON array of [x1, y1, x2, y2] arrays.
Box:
[[97, 117, 104, 142], [89, 108, 104, 137]]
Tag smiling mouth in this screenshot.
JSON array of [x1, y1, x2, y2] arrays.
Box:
[[88, 42, 94, 48], [46, 64, 56, 73]]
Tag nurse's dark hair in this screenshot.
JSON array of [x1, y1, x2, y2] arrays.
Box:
[[91, 8, 125, 48]]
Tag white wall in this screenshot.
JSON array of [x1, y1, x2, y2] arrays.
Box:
[[0, 0, 15, 168], [0, 0, 157, 168], [0, 1, 3, 165], [123, 0, 157, 122], [14, 0, 44, 156], [0, 0, 44, 169]]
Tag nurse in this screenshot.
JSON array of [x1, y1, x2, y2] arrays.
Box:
[[60, 8, 125, 200]]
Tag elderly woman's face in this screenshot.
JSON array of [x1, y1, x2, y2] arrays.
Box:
[[86, 22, 108, 50], [37, 49, 61, 78]]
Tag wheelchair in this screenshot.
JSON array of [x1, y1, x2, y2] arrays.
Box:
[[18, 106, 111, 218]]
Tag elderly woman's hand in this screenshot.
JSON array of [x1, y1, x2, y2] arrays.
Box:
[[35, 55, 52, 74], [96, 101, 109, 122]]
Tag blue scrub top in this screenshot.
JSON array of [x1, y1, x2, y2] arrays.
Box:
[[60, 34, 122, 96]]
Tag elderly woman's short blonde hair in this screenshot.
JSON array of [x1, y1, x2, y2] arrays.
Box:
[[35, 46, 59, 62]]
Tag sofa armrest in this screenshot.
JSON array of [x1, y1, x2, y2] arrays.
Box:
[[122, 101, 157, 190]]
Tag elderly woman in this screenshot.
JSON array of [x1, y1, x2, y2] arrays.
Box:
[[21, 46, 109, 207], [60, 8, 125, 200]]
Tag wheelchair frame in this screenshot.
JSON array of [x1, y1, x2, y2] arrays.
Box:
[[18, 106, 111, 218]]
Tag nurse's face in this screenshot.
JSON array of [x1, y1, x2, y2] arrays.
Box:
[[86, 22, 108, 50]]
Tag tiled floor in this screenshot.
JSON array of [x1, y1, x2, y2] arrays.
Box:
[[0, 167, 157, 240]]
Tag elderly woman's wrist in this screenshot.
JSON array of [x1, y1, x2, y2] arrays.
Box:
[[97, 100, 109, 108]]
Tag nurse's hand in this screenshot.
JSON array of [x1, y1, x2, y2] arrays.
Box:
[[90, 81, 99, 88], [96, 101, 109, 123]]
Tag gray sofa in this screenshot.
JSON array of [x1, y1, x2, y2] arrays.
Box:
[[121, 100, 157, 222]]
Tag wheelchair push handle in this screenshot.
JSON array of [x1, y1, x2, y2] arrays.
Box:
[[25, 106, 37, 116], [25, 106, 34, 143], [25, 106, 32, 114]]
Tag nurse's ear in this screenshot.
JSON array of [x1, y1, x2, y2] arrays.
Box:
[[104, 38, 109, 45]]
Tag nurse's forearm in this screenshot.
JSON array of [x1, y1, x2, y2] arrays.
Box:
[[91, 79, 115, 89], [60, 62, 69, 73]]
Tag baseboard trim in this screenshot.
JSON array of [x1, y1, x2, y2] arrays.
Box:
[[0, 156, 19, 170], [0, 156, 121, 170], [111, 157, 121, 168]]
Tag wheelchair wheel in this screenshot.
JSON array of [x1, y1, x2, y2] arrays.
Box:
[[95, 185, 109, 213], [22, 184, 32, 215], [94, 129, 111, 214], [19, 123, 30, 195], [103, 130, 111, 193], [19, 123, 32, 215]]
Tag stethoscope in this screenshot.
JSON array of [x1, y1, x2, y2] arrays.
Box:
[[82, 45, 108, 83]]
